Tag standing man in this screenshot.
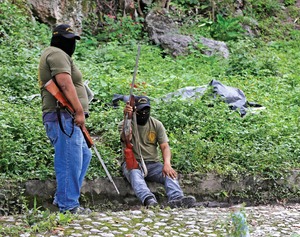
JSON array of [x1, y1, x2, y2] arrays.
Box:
[[38, 24, 92, 214], [118, 95, 196, 208]]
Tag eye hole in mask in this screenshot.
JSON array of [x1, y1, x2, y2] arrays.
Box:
[[136, 108, 150, 116], [136, 108, 150, 125]]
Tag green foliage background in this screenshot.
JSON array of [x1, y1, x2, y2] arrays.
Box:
[[0, 0, 300, 184]]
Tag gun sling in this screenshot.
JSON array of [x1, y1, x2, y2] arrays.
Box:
[[56, 101, 74, 138]]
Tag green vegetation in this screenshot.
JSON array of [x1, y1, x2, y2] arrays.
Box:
[[0, 0, 299, 199], [0, 197, 74, 236]]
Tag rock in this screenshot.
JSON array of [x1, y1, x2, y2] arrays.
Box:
[[27, 0, 84, 33], [145, 10, 229, 57]]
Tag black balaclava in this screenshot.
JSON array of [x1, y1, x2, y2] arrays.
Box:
[[136, 107, 150, 126], [51, 35, 76, 57]]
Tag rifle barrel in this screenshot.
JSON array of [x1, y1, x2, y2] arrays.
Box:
[[92, 146, 120, 194], [129, 45, 141, 96]]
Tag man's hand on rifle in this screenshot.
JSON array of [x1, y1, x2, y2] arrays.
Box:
[[74, 111, 85, 127], [122, 101, 133, 142], [124, 101, 134, 115]]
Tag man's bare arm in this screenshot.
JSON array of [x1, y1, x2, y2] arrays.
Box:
[[160, 142, 177, 179], [55, 72, 85, 127]]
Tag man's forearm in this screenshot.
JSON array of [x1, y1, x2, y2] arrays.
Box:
[[161, 143, 172, 165], [56, 73, 84, 114]]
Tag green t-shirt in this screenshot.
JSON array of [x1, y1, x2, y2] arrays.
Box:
[[38, 46, 88, 113], [118, 116, 169, 162]]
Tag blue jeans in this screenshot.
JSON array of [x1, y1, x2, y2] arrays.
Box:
[[122, 161, 184, 204], [44, 116, 92, 212]]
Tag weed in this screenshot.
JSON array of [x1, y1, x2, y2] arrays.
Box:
[[210, 14, 245, 41]]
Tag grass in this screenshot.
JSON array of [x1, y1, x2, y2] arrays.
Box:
[[0, 0, 300, 208]]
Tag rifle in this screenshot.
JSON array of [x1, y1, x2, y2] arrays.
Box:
[[122, 45, 147, 176], [122, 46, 140, 170], [44, 79, 120, 194]]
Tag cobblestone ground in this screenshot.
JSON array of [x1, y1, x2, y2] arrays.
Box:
[[0, 203, 299, 237]]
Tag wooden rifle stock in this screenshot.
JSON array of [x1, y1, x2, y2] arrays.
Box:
[[80, 125, 94, 148], [123, 94, 139, 169]]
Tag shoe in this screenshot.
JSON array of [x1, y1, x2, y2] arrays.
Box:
[[181, 195, 196, 208], [144, 197, 158, 208], [65, 206, 92, 215], [168, 195, 196, 208], [168, 198, 182, 208]]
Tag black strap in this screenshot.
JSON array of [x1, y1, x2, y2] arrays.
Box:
[[56, 101, 74, 138]]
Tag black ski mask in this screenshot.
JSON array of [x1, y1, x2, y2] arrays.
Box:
[[51, 35, 76, 57], [136, 107, 150, 126]]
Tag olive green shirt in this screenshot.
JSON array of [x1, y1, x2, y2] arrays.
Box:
[[38, 46, 88, 113], [118, 116, 169, 162]]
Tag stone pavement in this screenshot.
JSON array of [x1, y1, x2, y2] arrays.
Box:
[[1, 203, 299, 237]]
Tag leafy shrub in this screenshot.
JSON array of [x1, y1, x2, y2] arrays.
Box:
[[172, 0, 200, 6], [0, 1, 49, 97], [0, 97, 53, 180], [209, 14, 245, 41], [283, 0, 296, 6], [226, 39, 280, 77], [171, 0, 237, 19], [96, 15, 144, 43], [245, 0, 282, 19], [152, 86, 299, 179]]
